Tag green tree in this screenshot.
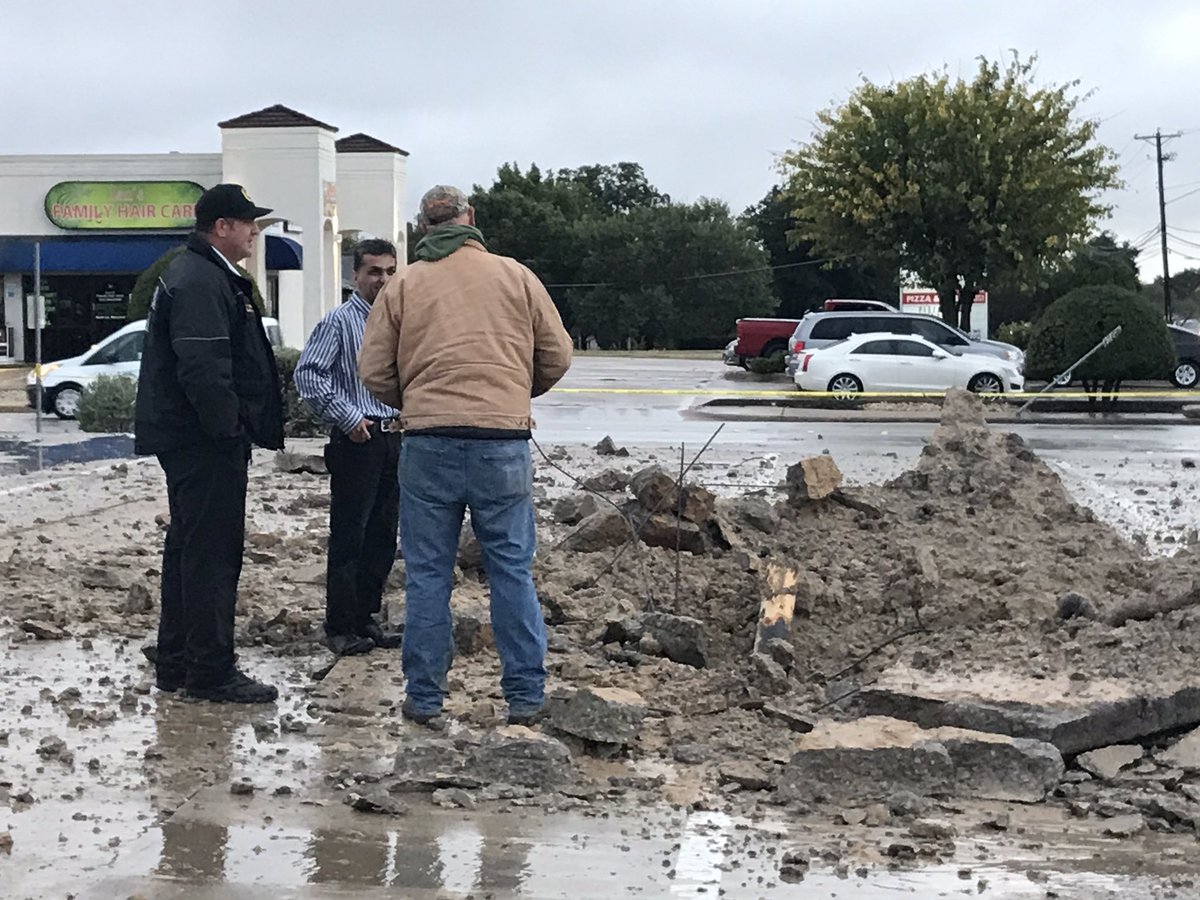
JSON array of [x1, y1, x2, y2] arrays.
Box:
[[780, 54, 1120, 332], [470, 162, 774, 347], [991, 232, 1141, 327], [1141, 267, 1200, 322], [557, 162, 669, 214], [1025, 285, 1175, 408], [743, 186, 898, 317], [568, 199, 776, 348]]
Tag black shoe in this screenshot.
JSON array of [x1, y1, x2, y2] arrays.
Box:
[[401, 698, 441, 725], [155, 671, 184, 693], [185, 670, 279, 704], [507, 708, 545, 727], [361, 620, 403, 650], [327, 633, 375, 656]]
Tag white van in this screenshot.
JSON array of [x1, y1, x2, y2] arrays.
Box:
[[27, 317, 283, 419]]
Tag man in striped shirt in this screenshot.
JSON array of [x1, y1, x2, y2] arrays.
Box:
[[295, 238, 402, 656]]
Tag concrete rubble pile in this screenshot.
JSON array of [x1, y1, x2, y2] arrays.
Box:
[[9, 390, 1200, 870]]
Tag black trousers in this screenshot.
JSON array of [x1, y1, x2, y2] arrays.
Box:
[[156, 441, 249, 688], [324, 429, 400, 637]]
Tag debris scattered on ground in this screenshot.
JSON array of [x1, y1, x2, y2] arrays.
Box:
[[6, 388, 1200, 888]]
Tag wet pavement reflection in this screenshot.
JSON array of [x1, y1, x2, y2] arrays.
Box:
[[2, 636, 1195, 898], [0, 435, 133, 475]]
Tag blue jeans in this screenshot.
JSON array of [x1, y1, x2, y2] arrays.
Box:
[[399, 435, 546, 716]]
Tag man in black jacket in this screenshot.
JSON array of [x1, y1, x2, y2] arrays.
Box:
[[134, 183, 284, 704]]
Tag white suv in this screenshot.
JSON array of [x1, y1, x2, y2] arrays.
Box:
[[27, 317, 283, 420]]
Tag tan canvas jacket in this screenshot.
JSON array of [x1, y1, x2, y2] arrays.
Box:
[[358, 240, 573, 432]]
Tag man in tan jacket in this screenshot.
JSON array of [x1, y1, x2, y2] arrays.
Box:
[[360, 185, 573, 725]]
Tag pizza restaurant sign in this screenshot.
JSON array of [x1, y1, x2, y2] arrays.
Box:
[[45, 181, 205, 230]]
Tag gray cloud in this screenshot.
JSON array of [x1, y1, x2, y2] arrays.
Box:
[[4, 0, 1197, 273]]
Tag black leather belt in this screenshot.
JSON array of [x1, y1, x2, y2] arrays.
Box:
[[367, 417, 402, 434]]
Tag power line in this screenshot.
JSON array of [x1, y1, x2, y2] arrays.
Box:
[[543, 256, 842, 289], [1168, 232, 1200, 251], [1168, 186, 1200, 205]]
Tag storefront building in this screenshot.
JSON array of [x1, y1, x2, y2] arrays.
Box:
[[0, 105, 408, 361]]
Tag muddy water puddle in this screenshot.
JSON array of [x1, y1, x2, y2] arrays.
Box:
[[0, 435, 134, 476], [3, 636, 1197, 898]]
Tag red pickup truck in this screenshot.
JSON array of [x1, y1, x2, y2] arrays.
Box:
[[728, 301, 898, 366], [731, 318, 800, 364]]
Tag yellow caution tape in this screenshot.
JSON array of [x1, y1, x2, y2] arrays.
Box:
[[552, 387, 1200, 400]]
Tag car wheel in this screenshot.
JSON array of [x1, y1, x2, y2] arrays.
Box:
[[827, 374, 863, 399], [760, 339, 787, 359], [968, 373, 1004, 394], [51, 384, 83, 420], [1172, 360, 1199, 388]]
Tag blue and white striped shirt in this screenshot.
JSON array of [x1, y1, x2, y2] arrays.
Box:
[[294, 293, 398, 434]]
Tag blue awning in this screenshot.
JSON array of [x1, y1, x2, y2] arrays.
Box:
[[0, 234, 303, 273], [265, 235, 303, 270], [0, 236, 185, 272]]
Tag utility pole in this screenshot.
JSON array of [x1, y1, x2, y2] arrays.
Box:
[[1135, 129, 1181, 321]]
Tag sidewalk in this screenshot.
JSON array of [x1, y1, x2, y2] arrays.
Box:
[[0, 366, 30, 412]]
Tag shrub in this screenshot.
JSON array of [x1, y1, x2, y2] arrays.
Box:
[[77, 375, 137, 433], [746, 352, 786, 375], [273, 347, 326, 437], [129, 245, 266, 320], [996, 320, 1033, 350], [1025, 286, 1175, 404]]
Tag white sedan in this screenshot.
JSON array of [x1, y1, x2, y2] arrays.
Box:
[[28, 317, 283, 419], [793, 333, 1024, 396]]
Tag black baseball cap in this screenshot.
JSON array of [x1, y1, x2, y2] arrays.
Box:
[[195, 183, 273, 228]]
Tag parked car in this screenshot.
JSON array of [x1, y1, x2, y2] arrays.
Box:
[[821, 298, 898, 312], [794, 333, 1024, 396], [722, 339, 740, 367], [1169, 325, 1200, 388], [732, 318, 801, 366], [785, 310, 1023, 377], [27, 317, 283, 420]]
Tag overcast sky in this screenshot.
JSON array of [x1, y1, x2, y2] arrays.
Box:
[[5, 0, 1199, 278]]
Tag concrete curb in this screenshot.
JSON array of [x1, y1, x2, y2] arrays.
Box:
[[687, 402, 1199, 427]]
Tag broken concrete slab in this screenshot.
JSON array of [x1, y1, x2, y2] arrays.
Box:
[[630, 466, 678, 511], [559, 508, 630, 553], [20, 620, 68, 641], [641, 612, 713, 668], [594, 436, 629, 457], [392, 731, 476, 791], [729, 495, 780, 534], [639, 513, 706, 554], [581, 469, 631, 493], [552, 493, 602, 526], [274, 449, 328, 475], [547, 686, 647, 745], [761, 703, 816, 734], [860, 665, 1200, 756], [1076, 745, 1144, 781], [470, 726, 573, 788], [778, 716, 1062, 805], [79, 566, 129, 591], [452, 589, 494, 655], [679, 485, 716, 524], [1158, 727, 1200, 771], [718, 761, 774, 791], [785, 456, 843, 503], [1102, 814, 1146, 838]]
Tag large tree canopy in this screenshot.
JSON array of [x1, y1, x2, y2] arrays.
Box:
[[779, 54, 1120, 331], [469, 163, 775, 347]]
